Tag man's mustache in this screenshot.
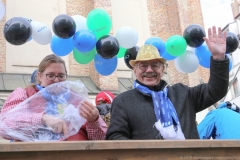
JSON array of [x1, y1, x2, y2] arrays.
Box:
[[141, 72, 157, 77]]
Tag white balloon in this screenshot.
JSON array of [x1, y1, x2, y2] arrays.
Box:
[[31, 21, 52, 45], [186, 46, 195, 52], [174, 58, 186, 73], [176, 50, 199, 73], [116, 26, 138, 49], [0, 1, 6, 21], [72, 15, 88, 32]]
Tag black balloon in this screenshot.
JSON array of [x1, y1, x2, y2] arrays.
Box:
[[124, 46, 139, 69], [96, 35, 119, 59], [226, 32, 239, 53], [183, 24, 206, 48], [52, 14, 76, 39], [3, 17, 32, 45]]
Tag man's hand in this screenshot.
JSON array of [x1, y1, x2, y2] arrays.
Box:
[[79, 100, 99, 122], [203, 26, 227, 60]]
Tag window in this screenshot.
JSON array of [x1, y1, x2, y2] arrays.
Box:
[[231, 79, 240, 98]]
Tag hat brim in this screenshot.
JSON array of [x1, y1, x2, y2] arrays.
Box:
[[129, 58, 166, 68]]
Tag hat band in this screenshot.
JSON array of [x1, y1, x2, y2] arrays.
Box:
[[103, 92, 113, 103]]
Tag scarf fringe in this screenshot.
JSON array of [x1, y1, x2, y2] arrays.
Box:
[[155, 120, 185, 140]]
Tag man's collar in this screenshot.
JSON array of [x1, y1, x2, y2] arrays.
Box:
[[135, 79, 167, 92]]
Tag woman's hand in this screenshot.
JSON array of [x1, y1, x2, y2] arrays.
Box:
[[79, 100, 99, 122], [203, 26, 227, 60], [41, 114, 68, 136]]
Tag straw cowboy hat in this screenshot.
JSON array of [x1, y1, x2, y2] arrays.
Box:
[[129, 44, 166, 67]]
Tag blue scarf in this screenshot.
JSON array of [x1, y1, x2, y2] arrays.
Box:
[[35, 84, 70, 141], [134, 81, 185, 140]]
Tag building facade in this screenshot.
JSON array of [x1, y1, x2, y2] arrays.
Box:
[[0, 0, 212, 124], [223, 0, 240, 105]]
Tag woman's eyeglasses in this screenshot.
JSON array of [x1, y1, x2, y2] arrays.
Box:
[[45, 74, 67, 81]]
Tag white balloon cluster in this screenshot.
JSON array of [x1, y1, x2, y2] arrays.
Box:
[[27, 14, 88, 46]]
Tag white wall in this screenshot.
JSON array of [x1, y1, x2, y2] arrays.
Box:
[[6, 0, 69, 74], [229, 22, 238, 35], [196, 108, 209, 124], [111, 0, 151, 78]]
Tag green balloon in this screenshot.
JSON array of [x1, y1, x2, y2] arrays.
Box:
[[87, 8, 112, 39], [73, 48, 96, 64], [117, 47, 127, 58], [166, 35, 187, 56]]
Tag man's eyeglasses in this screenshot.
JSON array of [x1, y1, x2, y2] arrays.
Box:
[[138, 62, 163, 71], [45, 74, 67, 81]]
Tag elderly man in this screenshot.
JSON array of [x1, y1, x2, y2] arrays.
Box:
[[106, 26, 229, 140]]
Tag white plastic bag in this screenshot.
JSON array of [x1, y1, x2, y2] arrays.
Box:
[[0, 81, 88, 141]]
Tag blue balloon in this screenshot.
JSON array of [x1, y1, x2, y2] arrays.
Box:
[[73, 30, 97, 53], [94, 54, 118, 76], [162, 50, 177, 61], [226, 54, 233, 72], [145, 37, 166, 56], [195, 44, 211, 68], [28, 36, 32, 42], [50, 35, 74, 56]]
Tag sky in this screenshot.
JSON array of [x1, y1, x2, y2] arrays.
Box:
[[200, 0, 234, 31]]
